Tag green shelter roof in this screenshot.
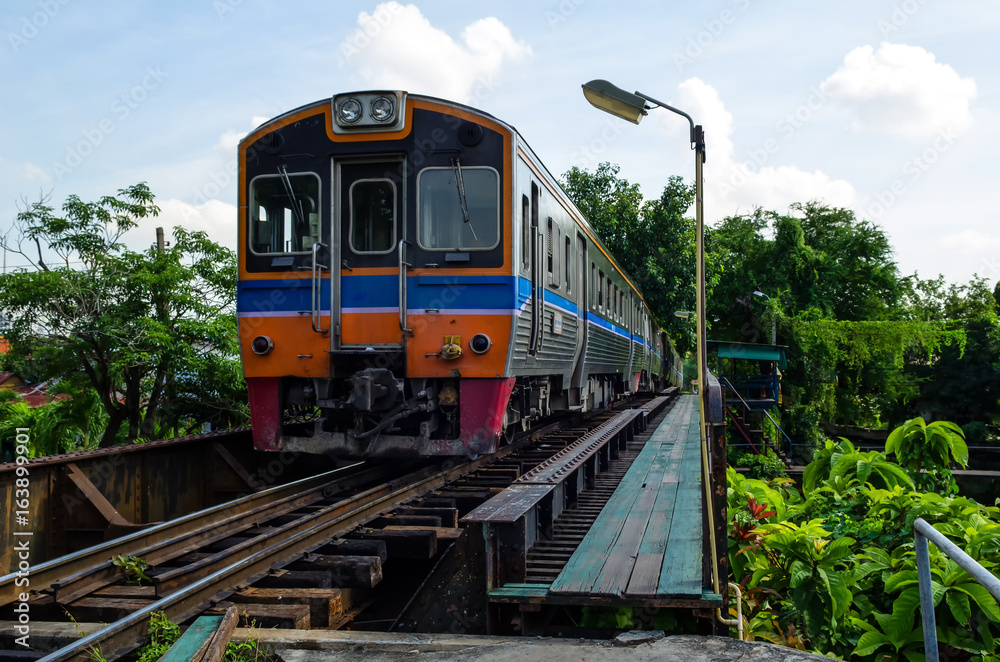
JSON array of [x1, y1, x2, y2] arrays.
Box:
[[709, 341, 787, 370]]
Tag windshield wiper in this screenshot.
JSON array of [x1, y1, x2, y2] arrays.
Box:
[[278, 164, 304, 228], [451, 157, 478, 242]]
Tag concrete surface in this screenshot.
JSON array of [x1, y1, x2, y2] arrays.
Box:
[[233, 629, 830, 661]]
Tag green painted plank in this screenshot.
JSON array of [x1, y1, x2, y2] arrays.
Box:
[[489, 583, 551, 598], [549, 439, 662, 594], [623, 422, 692, 596], [159, 615, 223, 662], [551, 397, 699, 595], [657, 420, 705, 596], [552, 399, 693, 595], [589, 437, 675, 595]]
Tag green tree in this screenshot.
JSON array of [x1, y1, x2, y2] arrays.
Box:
[[0, 183, 246, 448], [561, 163, 698, 352]]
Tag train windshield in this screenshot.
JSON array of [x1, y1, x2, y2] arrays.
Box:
[[417, 167, 499, 251], [249, 173, 321, 254]]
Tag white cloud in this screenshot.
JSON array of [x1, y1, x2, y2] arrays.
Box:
[[24, 162, 50, 182], [820, 42, 976, 138], [943, 229, 1000, 252], [156, 198, 237, 250], [215, 116, 274, 159], [339, 2, 531, 105], [657, 78, 857, 217]]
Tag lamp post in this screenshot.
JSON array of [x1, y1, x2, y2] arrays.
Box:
[[753, 289, 776, 345], [581, 79, 707, 430], [582, 79, 718, 602]]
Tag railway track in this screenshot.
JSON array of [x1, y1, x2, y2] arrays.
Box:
[[0, 395, 675, 661]]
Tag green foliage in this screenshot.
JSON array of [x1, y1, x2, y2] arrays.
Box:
[[111, 554, 151, 585], [561, 163, 700, 354], [729, 420, 1000, 659], [886, 417, 969, 494], [0, 183, 247, 449], [730, 449, 787, 480], [0, 387, 107, 458], [136, 611, 181, 662]]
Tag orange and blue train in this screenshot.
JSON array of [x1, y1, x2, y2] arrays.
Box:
[[237, 90, 683, 458]]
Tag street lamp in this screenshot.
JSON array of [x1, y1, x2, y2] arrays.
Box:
[[582, 78, 718, 603], [753, 289, 776, 345], [582, 78, 707, 434]]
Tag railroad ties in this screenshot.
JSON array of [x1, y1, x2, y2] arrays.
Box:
[[463, 391, 722, 633]]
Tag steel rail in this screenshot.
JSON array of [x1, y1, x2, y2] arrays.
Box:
[[39, 444, 527, 661], [914, 517, 1000, 662], [0, 461, 375, 606]]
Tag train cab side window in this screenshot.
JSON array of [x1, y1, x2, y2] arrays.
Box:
[[249, 173, 320, 254], [591, 263, 596, 310], [417, 167, 499, 251], [349, 179, 395, 254], [521, 195, 530, 271]]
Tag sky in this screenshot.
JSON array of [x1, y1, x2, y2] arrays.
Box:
[[1, 0, 998, 287]]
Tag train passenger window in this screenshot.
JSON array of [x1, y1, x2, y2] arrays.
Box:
[[417, 167, 499, 251], [598, 270, 604, 311], [249, 173, 320, 254], [349, 179, 395, 254], [546, 218, 554, 276], [591, 263, 596, 309]]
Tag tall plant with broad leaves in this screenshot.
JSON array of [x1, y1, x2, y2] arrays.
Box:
[[886, 417, 969, 494]]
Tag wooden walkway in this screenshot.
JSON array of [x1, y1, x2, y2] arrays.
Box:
[[549, 395, 703, 598], [490, 395, 716, 608]]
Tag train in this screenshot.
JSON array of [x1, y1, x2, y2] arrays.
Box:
[[237, 90, 683, 458]]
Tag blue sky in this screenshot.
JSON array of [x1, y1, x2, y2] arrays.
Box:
[[1, 0, 998, 286]]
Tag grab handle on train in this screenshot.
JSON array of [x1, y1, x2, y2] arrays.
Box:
[[311, 241, 328, 334], [398, 239, 413, 334]]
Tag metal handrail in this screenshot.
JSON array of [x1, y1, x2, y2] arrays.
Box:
[[310, 241, 328, 333], [398, 239, 412, 333], [914, 517, 1000, 661], [719, 377, 795, 451]]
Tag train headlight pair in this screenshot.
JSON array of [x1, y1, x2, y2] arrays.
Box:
[[335, 93, 398, 127]]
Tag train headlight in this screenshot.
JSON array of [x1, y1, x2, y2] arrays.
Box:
[[370, 96, 395, 122], [470, 333, 492, 354], [251, 335, 274, 356], [338, 98, 363, 124]]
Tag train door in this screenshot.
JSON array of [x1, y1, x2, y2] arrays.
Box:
[[334, 157, 406, 349], [528, 182, 543, 356]]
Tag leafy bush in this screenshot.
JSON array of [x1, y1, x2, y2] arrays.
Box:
[[728, 420, 1000, 659], [730, 449, 787, 480]]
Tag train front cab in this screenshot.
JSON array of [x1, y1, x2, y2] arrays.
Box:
[[239, 92, 517, 458]]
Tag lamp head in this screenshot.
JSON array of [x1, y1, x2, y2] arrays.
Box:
[[582, 79, 648, 125]]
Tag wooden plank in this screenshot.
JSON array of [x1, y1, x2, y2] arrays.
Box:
[[548, 428, 666, 594], [314, 538, 387, 563], [202, 606, 238, 662], [550, 397, 697, 596], [159, 615, 222, 662], [382, 525, 463, 542], [460, 484, 554, 524], [657, 419, 705, 596], [350, 527, 437, 559], [231, 588, 342, 628], [234, 602, 310, 629], [590, 417, 686, 595], [621, 428, 689, 596]]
